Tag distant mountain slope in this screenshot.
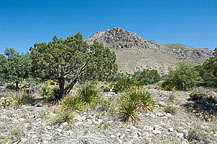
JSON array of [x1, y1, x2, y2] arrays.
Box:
[[149, 40, 213, 59], [86, 27, 213, 74]]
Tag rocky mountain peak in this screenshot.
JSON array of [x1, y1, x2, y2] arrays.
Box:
[[86, 27, 156, 49]]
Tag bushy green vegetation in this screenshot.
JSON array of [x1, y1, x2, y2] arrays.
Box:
[[118, 88, 154, 122], [112, 78, 136, 93], [194, 65, 217, 88], [163, 63, 201, 90], [126, 88, 154, 108], [62, 84, 100, 111], [203, 48, 217, 77], [12, 91, 34, 106], [132, 69, 161, 85], [108, 72, 129, 82], [164, 106, 176, 115], [190, 88, 217, 104], [119, 100, 139, 122], [30, 34, 117, 98], [40, 82, 60, 102], [103, 87, 111, 92], [0, 48, 32, 91]]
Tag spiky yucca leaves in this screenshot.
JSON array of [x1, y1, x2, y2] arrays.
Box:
[[61, 84, 99, 111], [61, 96, 82, 111], [127, 88, 154, 109], [119, 100, 139, 122], [78, 84, 99, 104], [119, 88, 154, 122]]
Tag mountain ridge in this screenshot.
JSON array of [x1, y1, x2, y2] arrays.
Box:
[[86, 27, 213, 74]]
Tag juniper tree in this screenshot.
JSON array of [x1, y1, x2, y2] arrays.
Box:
[[30, 33, 118, 98], [0, 48, 31, 90]]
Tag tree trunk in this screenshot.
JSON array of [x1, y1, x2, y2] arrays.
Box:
[[64, 79, 77, 95], [15, 81, 19, 91], [58, 77, 65, 99]]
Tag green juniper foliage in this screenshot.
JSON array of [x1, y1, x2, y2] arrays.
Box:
[[132, 69, 161, 85], [193, 48, 217, 88], [0, 48, 31, 91], [203, 48, 217, 77], [163, 63, 201, 90], [112, 78, 136, 93], [30, 33, 118, 98]]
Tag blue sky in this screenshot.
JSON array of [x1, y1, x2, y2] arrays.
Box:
[[0, 0, 217, 54]]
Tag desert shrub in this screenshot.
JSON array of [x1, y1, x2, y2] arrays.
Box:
[[119, 100, 139, 122], [103, 87, 111, 92], [132, 69, 161, 85], [112, 78, 136, 93], [186, 130, 210, 143], [12, 91, 34, 105], [62, 84, 99, 111], [163, 64, 201, 90], [0, 97, 10, 108], [108, 72, 129, 82], [161, 81, 176, 91], [40, 84, 60, 102], [119, 88, 154, 122], [194, 66, 217, 88], [168, 93, 175, 101], [78, 84, 98, 104], [62, 96, 82, 111], [189, 88, 208, 101], [47, 80, 56, 85], [51, 112, 72, 125], [49, 87, 61, 102], [6, 84, 17, 90], [126, 88, 154, 108], [164, 106, 176, 115], [190, 88, 217, 104]]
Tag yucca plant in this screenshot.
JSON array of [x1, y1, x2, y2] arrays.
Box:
[[119, 100, 139, 122], [78, 84, 98, 104], [126, 88, 154, 109], [61, 96, 82, 111]]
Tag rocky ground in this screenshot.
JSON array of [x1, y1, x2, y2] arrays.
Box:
[[0, 85, 217, 144]]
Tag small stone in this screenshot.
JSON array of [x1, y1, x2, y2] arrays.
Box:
[[74, 121, 83, 126], [176, 132, 184, 139], [153, 130, 161, 135], [143, 132, 151, 137], [62, 122, 68, 126], [131, 126, 137, 130], [21, 138, 28, 142], [56, 128, 62, 133], [156, 112, 163, 117], [46, 126, 51, 130], [154, 125, 162, 130], [158, 101, 166, 107], [120, 134, 125, 139], [166, 113, 172, 117], [111, 135, 116, 138], [144, 126, 153, 131], [126, 128, 131, 132], [43, 140, 49, 144], [178, 126, 184, 130], [19, 118, 26, 122], [74, 115, 86, 121], [169, 128, 174, 132], [32, 134, 38, 138], [181, 139, 189, 144]]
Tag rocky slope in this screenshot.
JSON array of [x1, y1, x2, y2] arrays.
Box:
[[86, 27, 213, 74], [1, 85, 217, 144]]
